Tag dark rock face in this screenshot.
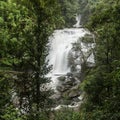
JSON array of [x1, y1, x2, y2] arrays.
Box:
[[53, 73, 82, 106]]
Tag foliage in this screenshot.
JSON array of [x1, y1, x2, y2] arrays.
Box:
[[0, 0, 61, 119], [58, 0, 79, 27], [78, 0, 103, 25], [1, 105, 26, 120], [53, 108, 81, 120], [0, 72, 13, 120], [0, 0, 29, 67], [0, 0, 120, 119], [80, 0, 120, 119]]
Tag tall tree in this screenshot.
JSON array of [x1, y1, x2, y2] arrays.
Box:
[[80, 0, 120, 119], [0, 0, 31, 119], [13, 0, 61, 116], [0, 0, 61, 119]]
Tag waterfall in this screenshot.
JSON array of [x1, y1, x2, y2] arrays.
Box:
[[46, 14, 95, 93], [73, 14, 81, 28], [46, 13, 95, 109], [48, 28, 89, 89]]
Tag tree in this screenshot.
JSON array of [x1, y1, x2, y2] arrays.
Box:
[[58, 0, 79, 27], [13, 0, 61, 117], [0, 1, 31, 119], [0, 0, 61, 119], [80, 0, 120, 119]]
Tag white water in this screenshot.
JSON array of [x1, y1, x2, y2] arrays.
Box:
[[73, 14, 81, 28], [48, 28, 89, 89], [48, 15, 94, 91], [46, 15, 95, 110], [49, 29, 87, 74]]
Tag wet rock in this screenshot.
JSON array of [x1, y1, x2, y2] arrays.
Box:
[[87, 62, 95, 67], [68, 90, 80, 98], [62, 99, 71, 105], [57, 86, 69, 92], [63, 79, 73, 86], [65, 85, 71, 89], [66, 72, 73, 77], [78, 95, 83, 101], [50, 93, 61, 100], [73, 97, 80, 102], [58, 76, 66, 81]]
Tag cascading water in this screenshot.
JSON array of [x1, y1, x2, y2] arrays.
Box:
[[49, 28, 87, 75], [73, 14, 81, 28], [48, 14, 94, 91], [47, 14, 95, 109], [48, 32, 93, 91]]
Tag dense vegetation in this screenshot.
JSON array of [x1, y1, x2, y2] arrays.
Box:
[[0, 0, 120, 120], [80, 0, 120, 119], [0, 0, 61, 119]]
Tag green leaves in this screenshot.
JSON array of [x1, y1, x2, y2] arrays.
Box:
[[79, 0, 120, 120], [0, 0, 62, 116], [58, 0, 79, 27], [1, 105, 26, 120]]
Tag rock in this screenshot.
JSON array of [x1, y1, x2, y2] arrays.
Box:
[[70, 101, 79, 106], [87, 62, 95, 67], [58, 76, 66, 81], [63, 79, 73, 86], [66, 72, 73, 77], [73, 97, 80, 102], [68, 90, 80, 98], [54, 70, 83, 106], [50, 93, 61, 100], [62, 99, 71, 105], [67, 85, 81, 98], [65, 85, 71, 89], [56, 86, 69, 92], [78, 95, 83, 101], [73, 72, 81, 79]]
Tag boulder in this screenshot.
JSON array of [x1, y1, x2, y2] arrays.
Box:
[[66, 72, 73, 77], [50, 93, 61, 100], [68, 90, 80, 98], [63, 79, 73, 86], [58, 76, 66, 81], [56, 85, 69, 92]]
